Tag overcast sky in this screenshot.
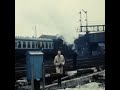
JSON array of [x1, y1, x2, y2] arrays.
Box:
[[15, 0, 105, 44]]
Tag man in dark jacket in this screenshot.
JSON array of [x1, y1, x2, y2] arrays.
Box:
[[73, 50, 78, 70]]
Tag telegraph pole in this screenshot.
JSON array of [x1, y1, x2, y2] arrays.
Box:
[[82, 9, 90, 56], [79, 11, 82, 32], [82, 9, 88, 33]]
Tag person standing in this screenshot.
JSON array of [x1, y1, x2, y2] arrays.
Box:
[[73, 50, 78, 70], [54, 50, 65, 87]]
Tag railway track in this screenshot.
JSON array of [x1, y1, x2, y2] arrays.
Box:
[[15, 56, 104, 80], [15, 70, 105, 90]]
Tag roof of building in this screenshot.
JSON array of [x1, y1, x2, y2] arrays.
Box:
[[26, 51, 44, 55], [15, 36, 53, 41], [39, 34, 57, 39]]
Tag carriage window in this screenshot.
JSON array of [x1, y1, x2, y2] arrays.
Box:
[[42, 43, 44, 49], [18, 41, 21, 48], [46, 42, 48, 49], [36, 43, 38, 48], [23, 41, 26, 48], [38, 43, 40, 48], [44, 42, 46, 48], [51, 43, 53, 48], [49, 43, 51, 48], [28, 42, 30, 48], [32, 42, 35, 48]]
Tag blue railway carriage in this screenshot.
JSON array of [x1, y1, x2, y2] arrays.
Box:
[[15, 36, 54, 55]]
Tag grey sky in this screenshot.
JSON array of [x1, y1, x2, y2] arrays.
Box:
[[15, 0, 105, 44]]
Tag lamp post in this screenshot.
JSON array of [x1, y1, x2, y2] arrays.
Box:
[[82, 9, 90, 56], [79, 11, 82, 32], [82, 9, 88, 33]]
